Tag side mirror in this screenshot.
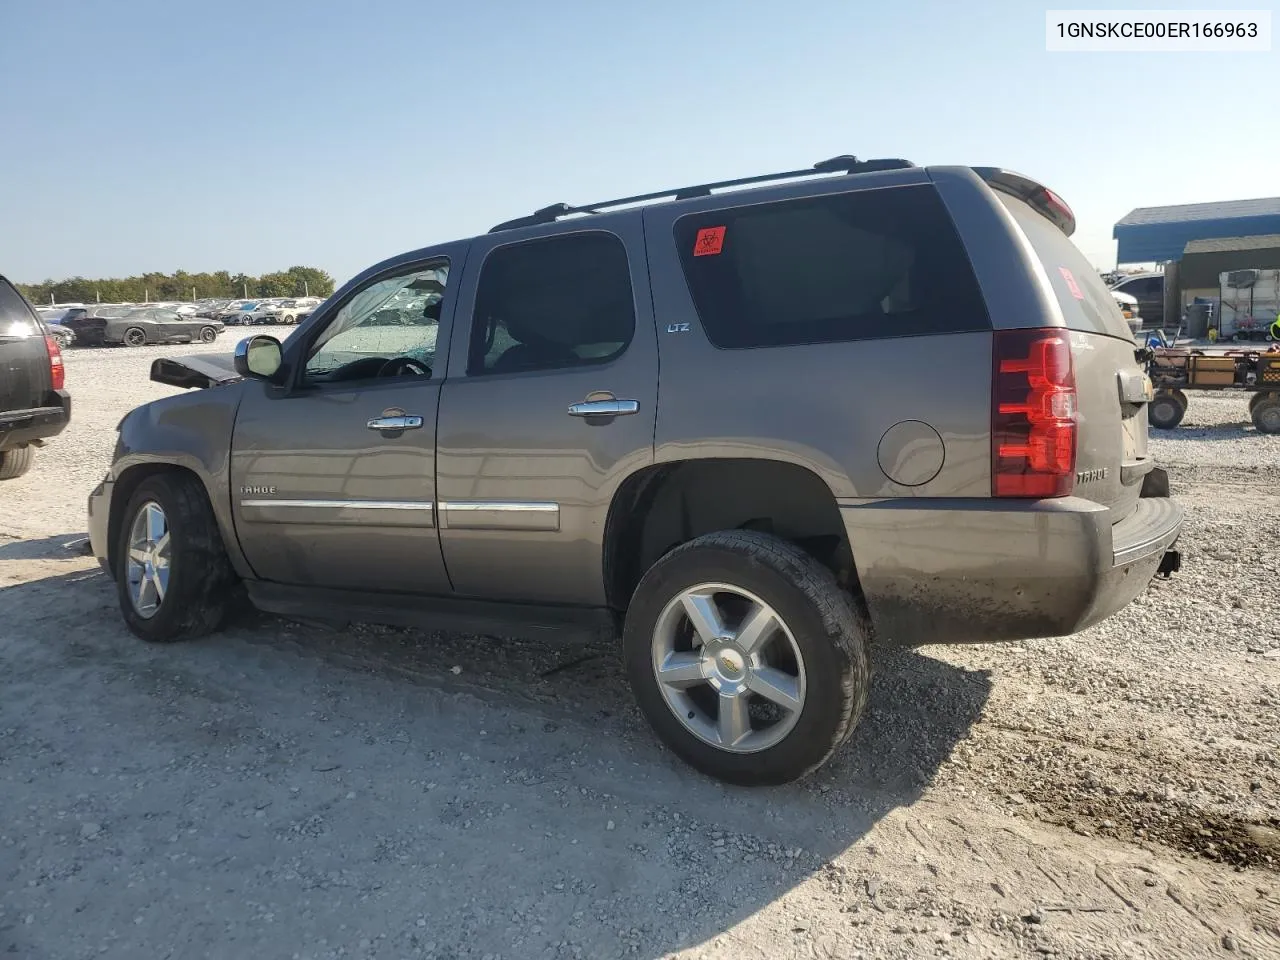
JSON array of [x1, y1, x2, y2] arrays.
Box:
[[234, 335, 284, 382]]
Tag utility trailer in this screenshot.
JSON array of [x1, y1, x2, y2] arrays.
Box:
[[1146, 345, 1280, 432]]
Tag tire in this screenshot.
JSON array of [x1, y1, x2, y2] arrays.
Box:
[[1148, 391, 1185, 430], [0, 445, 35, 480], [1251, 395, 1280, 434], [1249, 392, 1267, 414], [122, 326, 146, 347], [115, 473, 238, 642], [281, 314, 294, 325], [199, 325, 218, 343], [623, 530, 871, 786]]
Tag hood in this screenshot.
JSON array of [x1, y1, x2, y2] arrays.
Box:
[[150, 353, 243, 390], [1111, 290, 1139, 306]]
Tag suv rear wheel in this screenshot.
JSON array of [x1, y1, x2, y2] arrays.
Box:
[[116, 473, 238, 642], [623, 530, 870, 785], [0, 445, 35, 480]]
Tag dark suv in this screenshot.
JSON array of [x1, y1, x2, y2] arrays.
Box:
[[0, 276, 70, 479], [88, 156, 1182, 785]]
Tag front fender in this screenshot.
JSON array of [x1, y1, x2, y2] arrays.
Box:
[[110, 383, 252, 578]]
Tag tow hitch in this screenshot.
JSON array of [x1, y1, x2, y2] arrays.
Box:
[[1157, 549, 1181, 579]]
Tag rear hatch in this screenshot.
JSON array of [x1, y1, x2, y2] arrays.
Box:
[[0, 280, 53, 414], [996, 191, 1151, 525]]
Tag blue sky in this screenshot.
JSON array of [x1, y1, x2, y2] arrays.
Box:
[[1, 0, 1275, 287]]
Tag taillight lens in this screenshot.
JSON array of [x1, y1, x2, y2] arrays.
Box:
[[1042, 187, 1075, 225], [992, 328, 1076, 498], [45, 335, 65, 391]]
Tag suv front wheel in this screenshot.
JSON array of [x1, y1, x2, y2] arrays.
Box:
[[116, 472, 238, 642], [623, 530, 870, 785]]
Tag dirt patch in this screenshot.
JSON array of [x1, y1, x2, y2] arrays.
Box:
[[1021, 785, 1280, 871]]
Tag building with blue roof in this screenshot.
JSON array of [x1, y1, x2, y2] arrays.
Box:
[[1114, 197, 1280, 264]]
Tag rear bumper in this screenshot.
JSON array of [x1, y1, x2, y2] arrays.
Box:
[[0, 392, 71, 450], [87, 477, 113, 576], [842, 484, 1183, 646]]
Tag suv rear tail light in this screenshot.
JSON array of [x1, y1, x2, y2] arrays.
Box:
[[45, 335, 65, 391], [992, 328, 1076, 498]]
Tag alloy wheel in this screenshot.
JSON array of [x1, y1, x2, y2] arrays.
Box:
[[651, 582, 806, 753], [125, 501, 170, 618]]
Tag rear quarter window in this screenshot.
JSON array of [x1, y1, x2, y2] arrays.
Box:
[[997, 194, 1133, 340], [0, 281, 43, 339], [673, 184, 990, 349]]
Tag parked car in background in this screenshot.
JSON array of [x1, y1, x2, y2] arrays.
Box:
[[36, 308, 76, 346], [242, 300, 287, 324], [49, 306, 92, 325], [91, 156, 1182, 785], [194, 299, 231, 320], [0, 276, 69, 479], [1109, 272, 1164, 329], [1111, 290, 1142, 339], [44, 321, 75, 348], [292, 298, 323, 324], [216, 301, 261, 325], [256, 297, 322, 324], [64, 307, 224, 347]]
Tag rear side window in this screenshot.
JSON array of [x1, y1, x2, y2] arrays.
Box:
[[674, 185, 990, 349], [0, 280, 39, 334], [469, 231, 636, 375], [997, 194, 1132, 340]]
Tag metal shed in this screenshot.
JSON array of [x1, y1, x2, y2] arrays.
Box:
[[1177, 235, 1280, 288], [1114, 197, 1280, 264]]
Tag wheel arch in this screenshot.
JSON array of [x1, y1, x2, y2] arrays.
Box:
[[107, 457, 248, 579], [114, 322, 147, 345], [603, 457, 857, 612]]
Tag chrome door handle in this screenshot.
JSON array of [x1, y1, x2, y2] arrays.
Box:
[[567, 399, 640, 418], [367, 415, 423, 431]]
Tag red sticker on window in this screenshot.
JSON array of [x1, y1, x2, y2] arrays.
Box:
[[693, 226, 726, 257], [1058, 266, 1085, 300]]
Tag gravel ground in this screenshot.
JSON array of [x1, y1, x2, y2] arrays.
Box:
[[1, 340, 1277, 960]]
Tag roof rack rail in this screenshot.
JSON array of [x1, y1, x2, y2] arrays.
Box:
[[488, 155, 916, 233]]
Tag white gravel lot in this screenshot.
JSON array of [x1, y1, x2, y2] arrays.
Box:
[[1, 337, 1277, 960]]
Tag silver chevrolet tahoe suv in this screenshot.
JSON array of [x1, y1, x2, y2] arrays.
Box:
[[88, 156, 1183, 785]]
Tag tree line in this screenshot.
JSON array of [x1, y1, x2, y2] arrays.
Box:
[[17, 266, 337, 306]]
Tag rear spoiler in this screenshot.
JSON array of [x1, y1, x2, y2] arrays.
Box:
[[150, 354, 243, 390], [972, 167, 1076, 237]]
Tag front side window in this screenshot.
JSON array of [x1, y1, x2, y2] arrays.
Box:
[[305, 263, 448, 381], [674, 185, 990, 349], [468, 232, 635, 375]]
